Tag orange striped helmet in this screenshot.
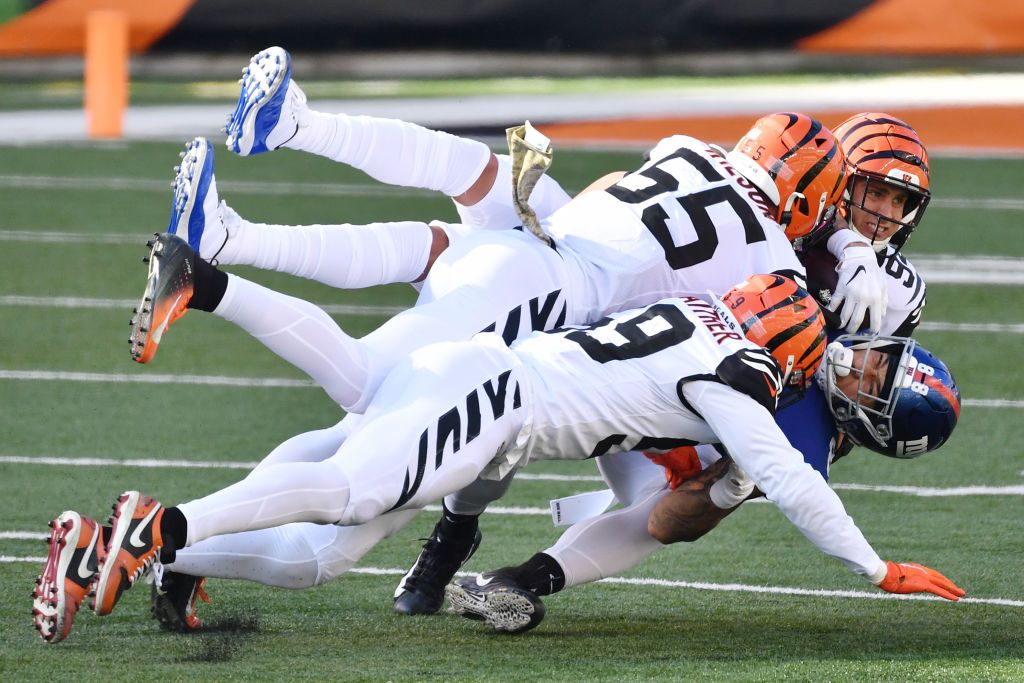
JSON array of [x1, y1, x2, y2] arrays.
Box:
[[728, 113, 847, 242], [718, 274, 827, 390], [833, 112, 930, 251]]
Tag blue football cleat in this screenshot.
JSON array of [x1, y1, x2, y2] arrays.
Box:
[[225, 46, 301, 156], [167, 137, 221, 256]]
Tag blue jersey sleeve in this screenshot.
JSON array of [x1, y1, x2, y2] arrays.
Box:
[[775, 383, 840, 480]]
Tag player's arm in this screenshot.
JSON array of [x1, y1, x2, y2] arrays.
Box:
[[824, 224, 889, 333], [648, 455, 743, 543], [681, 379, 965, 600]]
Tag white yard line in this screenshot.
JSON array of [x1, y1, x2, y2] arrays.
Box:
[[0, 294, 407, 317], [0, 455, 1019, 496], [0, 553, 1019, 607], [0, 370, 1020, 409], [0, 295, 1021, 330]]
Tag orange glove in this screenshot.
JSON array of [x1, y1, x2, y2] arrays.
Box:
[[878, 561, 966, 601], [644, 446, 702, 490]]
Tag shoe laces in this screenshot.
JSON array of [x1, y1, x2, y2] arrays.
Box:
[[405, 531, 473, 590]]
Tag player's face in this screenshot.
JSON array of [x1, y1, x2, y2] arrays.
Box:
[[847, 176, 909, 243], [835, 347, 891, 409]]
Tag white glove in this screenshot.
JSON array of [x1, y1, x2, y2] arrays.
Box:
[[829, 243, 888, 333]]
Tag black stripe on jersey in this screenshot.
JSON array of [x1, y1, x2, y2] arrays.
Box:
[[389, 371, 521, 512], [714, 349, 783, 415], [392, 431, 431, 510], [587, 434, 627, 459], [674, 147, 724, 182], [634, 435, 699, 452], [480, 289, 567, 346]]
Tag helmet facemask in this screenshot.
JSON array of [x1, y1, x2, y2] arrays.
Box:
[[820, 334, 915, 448], [842, 171, 931, 253]]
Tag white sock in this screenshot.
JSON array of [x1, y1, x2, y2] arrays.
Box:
[[287, 111, 491, 197], [178, 459, 351, 546], [213, 274, 370, 411], [545, 489, 665, 590], [217, 205, 432, 288]]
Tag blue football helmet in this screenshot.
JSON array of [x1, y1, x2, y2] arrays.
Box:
[[819, 334, 961, 458]]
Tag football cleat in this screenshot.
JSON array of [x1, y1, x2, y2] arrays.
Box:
[[31, 511, 105, 643], [151, 566, 210, 632], [129, 233, 195, 364], [168, 137, 227, 260], [446, 571, 546, 634], [225, 46, 306, 156], [393, 520, 482, 616], [92, 491, 165, 616]]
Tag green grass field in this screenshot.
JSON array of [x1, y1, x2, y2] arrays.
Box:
[[1, 140, 1022, 681]]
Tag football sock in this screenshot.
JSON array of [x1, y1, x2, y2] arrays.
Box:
[[545, 489, 664, 590], [502, 552, 566, 596], [287, 111, 491, 197], [438, 503, 479, 542], [187, 256, 228, 312], [215, 206, 434, 288], [159, 506, 188, 563]]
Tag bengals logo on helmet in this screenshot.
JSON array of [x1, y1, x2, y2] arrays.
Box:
[[728, 113, 847, 242], [717, 273, 827, 390]]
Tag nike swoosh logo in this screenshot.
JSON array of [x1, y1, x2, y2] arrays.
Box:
[[846, 265, 866, 283], [150, 295, 182, 345], [127, 502, 163, 549], [76, 528, 98, 580], [474, 574, 495, 588]]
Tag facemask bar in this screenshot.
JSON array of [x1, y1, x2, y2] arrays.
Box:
[[844, 172, 931, 252], [823, 334, 918, 447]]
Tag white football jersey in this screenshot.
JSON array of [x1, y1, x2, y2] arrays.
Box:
[[879, 247, 927, 336], [511, 296, 781, 467], [544, 135, 804, 322]]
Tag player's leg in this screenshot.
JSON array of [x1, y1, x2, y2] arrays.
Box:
[[94, 338, 528, 615], [392, 472, 512, 615], [168, 137, 440, 288], [225, 47, 492, 200], [446, 453, 669, 633]]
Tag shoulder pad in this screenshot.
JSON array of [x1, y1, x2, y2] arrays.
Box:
[[715, 348, 783, 415]]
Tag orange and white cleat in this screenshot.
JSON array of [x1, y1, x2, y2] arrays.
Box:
[[129, 233, 195, 364], [92, 491, 165, 616], [31, 511, 105, 643]]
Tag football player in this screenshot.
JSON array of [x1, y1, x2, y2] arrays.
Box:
[[445, 332, 962, 633], [35, 275, 963, 642]]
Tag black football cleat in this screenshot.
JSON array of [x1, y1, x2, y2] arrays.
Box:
[[393, 521, 481, 616]]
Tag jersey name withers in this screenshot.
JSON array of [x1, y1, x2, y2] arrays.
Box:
[[515, 296, 776, 465]]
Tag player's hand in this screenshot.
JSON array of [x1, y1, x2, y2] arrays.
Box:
[[829, 244, 888, 333], [878, 561, 966, 601], [644, 446, 701, 490]]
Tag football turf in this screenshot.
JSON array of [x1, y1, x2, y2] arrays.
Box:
[[1, 141, 1022, 681]]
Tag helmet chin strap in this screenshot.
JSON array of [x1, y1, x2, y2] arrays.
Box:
[[826, 341, 853, 377]]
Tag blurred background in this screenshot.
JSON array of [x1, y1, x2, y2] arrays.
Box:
[[1, 0, 1023, 150]]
